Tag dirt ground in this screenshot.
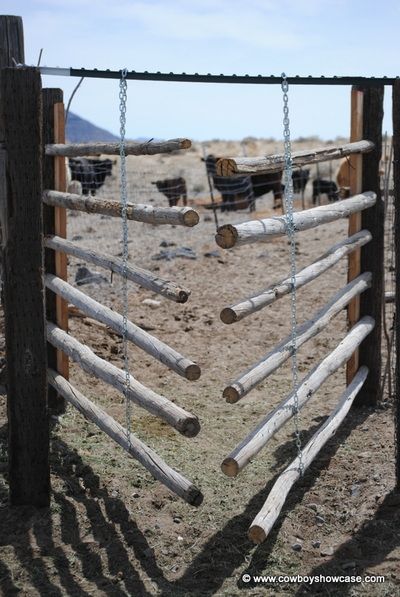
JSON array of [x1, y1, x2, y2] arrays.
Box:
[[0, 138, 399, 596]]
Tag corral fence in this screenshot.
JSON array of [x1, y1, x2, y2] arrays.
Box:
[[0, 15, 399, 544]]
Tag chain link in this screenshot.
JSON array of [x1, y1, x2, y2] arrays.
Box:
[[281, 73, 304, 474], [119, 68, 131, 443]]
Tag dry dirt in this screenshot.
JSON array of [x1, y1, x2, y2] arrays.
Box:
[[0, 138, 399, 596]]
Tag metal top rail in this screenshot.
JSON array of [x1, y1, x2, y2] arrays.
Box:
[[36, 66, 399, 86]]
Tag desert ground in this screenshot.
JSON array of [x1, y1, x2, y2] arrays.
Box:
[[0, 137, 398, 596]]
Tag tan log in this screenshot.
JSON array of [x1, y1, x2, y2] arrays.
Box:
[[224, 273, 371, 403], [216, 193, 376, 249], [221, 230, 372, 324], [45, 138, 191, 157], [44, 235, 190, 303], [46, 322, 200, 437], [221, 316, 374, 477], [248, 366, 368, 543], [43, 190, 199, 227], [45, 274, 200, 380], [216, 140, 374, 176], [47, 369, 203, 506]]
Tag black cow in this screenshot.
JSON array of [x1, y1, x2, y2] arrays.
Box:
[[292, 168, 310, 193], [202, 155, 283, 211], [151, 177, 187, 206], [312, 178, 339, 205], [68, 158, 114, 195]]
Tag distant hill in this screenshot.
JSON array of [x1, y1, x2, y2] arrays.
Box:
[[66, 112, 119, 143]]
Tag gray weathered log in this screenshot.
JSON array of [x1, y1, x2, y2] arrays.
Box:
[[385, 291, 395, 303], [43, 190, 199, 227], [48, 369, 203, 506], [221, 317, 374, 477], [44, 235, 190, 303], [45, 138, 191, 157], [216, 193, 376, 249], [224, 273, 371, 403], [248, 366, 369, 543], [221, 230, 372, 324], [216, 140, 374, 176], [46, 322, 200, 437], [45, 274, 200, 380]]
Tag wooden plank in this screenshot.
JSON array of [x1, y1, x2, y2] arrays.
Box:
[[1, 66, 49, 506], [347, 87, 364, 384], [48, 370, 203, 506], [248, 367, 369, 544], [45, 138, 191, 156], [394, 80, 400, 488], [53, 102, 69, 381], [357, 85, 385, 406], [216, 140, 374, 176], [215, 193, 376, 249]]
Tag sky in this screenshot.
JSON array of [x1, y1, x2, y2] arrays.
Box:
[[2, 0, 398, 141]]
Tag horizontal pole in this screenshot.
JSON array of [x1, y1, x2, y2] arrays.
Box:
[[43, 190, 199, 227], [46, 322, 200, 437], [47, 369, 203, 506], [45, 138, 191, 157], [221, 316, 374, 477], [221, 230, 372, 324], [224, 273, 371, 403], [37, 67, 400, 86], [216, 192, 376, 249], [248, 366, 369, 543], [45, 274, 200, 380], [216, 140, 374, 175], [44, 235, 190, 303]]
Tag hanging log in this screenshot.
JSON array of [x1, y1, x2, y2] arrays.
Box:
[[248, 366, 369, 544], [44, 235, 190, 303], [215, 193, 376, 249], [45, 274, 200, 380], [216, 140, 374, 176], [221, 316, 374, 477], [224, 273, 371, 403], [46, 322, 200, 437], [45, 138, 191, 157], [43, 190, 199, 227], [47, 369, 203, 506], [221, 230, 371, 324]]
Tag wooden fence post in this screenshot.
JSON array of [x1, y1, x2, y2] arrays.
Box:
[[356, 85, 384, 407], [393, 80, 400, 487], [1, 66, 49, 506], [42, 89, 68, 414]]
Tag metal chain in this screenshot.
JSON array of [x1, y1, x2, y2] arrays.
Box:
[[119, 68, 131, 443], [281, 73, 304, 474]]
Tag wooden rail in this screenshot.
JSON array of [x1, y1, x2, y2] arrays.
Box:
[[43, 190, 200, 227], [46, 138, 191, 156]]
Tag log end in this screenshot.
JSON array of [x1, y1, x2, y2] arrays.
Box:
[[186, 485, 204, 507], [216, 158, 237, 176], [221, 457, 239, 477], [180, 138, 192, 150], [177, 289, 190, 304], [185, 364, 201, 381], [182, 209, 200, 227], [220, 307, 237, 324], [223, 386, 240, 403], [248, 524, 267, 545], [178, 415, 201, 437], [215, 225, 238, 249]]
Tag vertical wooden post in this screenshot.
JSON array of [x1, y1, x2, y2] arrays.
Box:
[[347, 86, 364, 385], [392, 81, 400, 486], [42, 90, 68, 413], [1, 67, 49, 506], [356, 86, 384, 407]]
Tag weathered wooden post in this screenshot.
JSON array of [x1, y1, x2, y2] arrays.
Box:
[[393, 80, 400, 488]]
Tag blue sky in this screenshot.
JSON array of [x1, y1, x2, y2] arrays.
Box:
[[3, 0, 398, 141]]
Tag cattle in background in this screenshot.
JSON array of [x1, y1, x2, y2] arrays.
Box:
[[312, 179, 339, 205], [336, 158, 351, 198], [292, 168, 310, 194], [202, 155, 283, 211], [151, 177, 187, 207], [68, 157, 114, 195]]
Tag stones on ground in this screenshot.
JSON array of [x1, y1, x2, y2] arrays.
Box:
[[312, 540, 321, 549], [141, 298, 161, 309], [320, 545, 335, 557], [75, 265, 108, 286], [152, 246, 197, 261], [292, 542, 302, 552], [315, 515, 326, 525], [351, 484, 361, 497], [204, 250, 220, 258], [160, 240, 176, 247]]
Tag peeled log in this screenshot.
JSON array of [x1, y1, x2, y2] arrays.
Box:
[[248, 366, 368, 543], [46, 138, 192, 156], [47, 369, 203, 506]]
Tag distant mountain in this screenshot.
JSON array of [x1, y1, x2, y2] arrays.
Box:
[[66, 112, 119, 143]]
